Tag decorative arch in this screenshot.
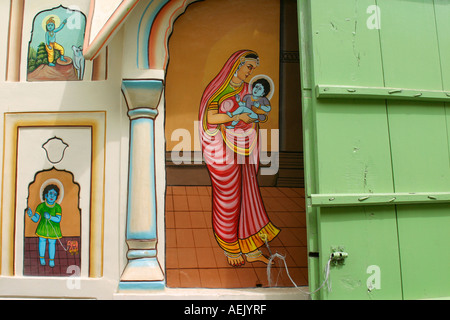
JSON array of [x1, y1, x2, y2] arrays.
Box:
[[83, 0, 200, 69], [137, 0, 200, 70]]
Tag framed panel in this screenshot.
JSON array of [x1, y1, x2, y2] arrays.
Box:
[[17, 128, 90, 277], [1, 112, 106, 278]]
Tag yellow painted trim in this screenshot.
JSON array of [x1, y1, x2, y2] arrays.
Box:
[[35, 235, 60, 241]]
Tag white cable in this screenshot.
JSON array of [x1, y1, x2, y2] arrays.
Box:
[[308, 255, 332, 295], [267, 253, 297, 288], [46, 218, 68, 252], [263, 237, 332, 296]]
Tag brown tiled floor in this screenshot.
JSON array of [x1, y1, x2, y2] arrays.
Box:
[[23, 236, 81, 277], [166, 186, 308, 288]]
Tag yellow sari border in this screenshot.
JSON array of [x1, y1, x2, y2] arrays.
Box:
[[239, 223, 280, 254], [221, 123, 259, 156], [214, 222, 281, 255], [214, 234, 241, 254]]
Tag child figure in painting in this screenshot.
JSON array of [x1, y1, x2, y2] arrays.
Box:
[[226, 78, 272, 129], [45, 17, 67, 67], [27, 184, 62, 268]]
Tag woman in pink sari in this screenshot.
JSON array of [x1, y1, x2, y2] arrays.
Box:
[[199, 50, 280, 267]]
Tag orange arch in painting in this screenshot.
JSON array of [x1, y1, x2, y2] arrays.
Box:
[[146, 0, 199, 69], [25, 168, 81, 238]]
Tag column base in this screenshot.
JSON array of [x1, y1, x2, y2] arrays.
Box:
[[118, 281, 165, 291], [119, 258, 165, 291]]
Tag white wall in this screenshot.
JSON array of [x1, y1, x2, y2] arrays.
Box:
[[0, 0, 129, 299]]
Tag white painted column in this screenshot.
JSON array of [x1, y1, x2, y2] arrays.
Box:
[[119, 79, 165, 290], [6, 0, 24, 82]]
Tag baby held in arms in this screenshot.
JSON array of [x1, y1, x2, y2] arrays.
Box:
[[223, 78, 272, 129]]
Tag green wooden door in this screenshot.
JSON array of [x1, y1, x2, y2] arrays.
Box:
[[299, 0, 450, 300]]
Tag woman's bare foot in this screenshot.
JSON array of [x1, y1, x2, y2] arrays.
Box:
[[224, 252, 245, 267], [245, 250, 272, 265]]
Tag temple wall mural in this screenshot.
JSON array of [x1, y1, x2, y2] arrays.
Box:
[[27, 5, 87, 81], [0, 0, 307, 301], [17, 127, 90, 277], [0, 0, 445, 303], [24, 167, 82, 276], [164, 0, 280, 154], [163, 0, 306, 289]]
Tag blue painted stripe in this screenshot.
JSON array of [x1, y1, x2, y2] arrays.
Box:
[[119, 281, 165, 291], [137, 0, 170, 69], [128, 108, 158, 119], [127, 250, 158, 260], [122, 79, 164, 91]]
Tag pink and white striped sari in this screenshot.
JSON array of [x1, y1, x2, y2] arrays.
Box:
[[199, 50, 280, 255]]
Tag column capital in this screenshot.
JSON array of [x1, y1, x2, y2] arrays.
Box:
[[121, 79, 164, 119], [128, 108, 159, 120]]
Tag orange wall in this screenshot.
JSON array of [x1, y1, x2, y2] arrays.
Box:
[[165, 0, 280, 152]]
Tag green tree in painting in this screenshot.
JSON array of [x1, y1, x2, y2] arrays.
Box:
[[28, 42, 60, 73]]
